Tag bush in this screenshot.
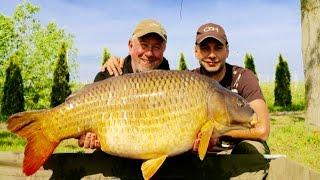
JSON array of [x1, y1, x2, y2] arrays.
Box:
[[178, 52, 188, 70], [50, 42, 71, 107], [0, 114, 7, 122], [1, 55, 25, 116], [244, 53, 257, 75], [274, 54, 292, 106], [101, 47, 111, 65]]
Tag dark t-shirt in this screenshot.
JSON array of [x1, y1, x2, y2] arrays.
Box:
[[94, 55, 170, 82], [193, 63, 265, 102]]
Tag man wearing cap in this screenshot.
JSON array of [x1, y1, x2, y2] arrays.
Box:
[[189, 23, 270, 179], [78, 19, 170, 148], [192, 23, 270, 155]]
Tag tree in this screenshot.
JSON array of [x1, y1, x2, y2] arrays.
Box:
[[274, 54, 292, 107], [0, 14, 17, 105], [244, 53, 257, 75], [178, 52, 188, 70], [101, 47, 111, 65], [0, 14, 16, 64], [1, 54, 24, 116], [0, 1, 78, 109], [50, 42, 71, 107], [301, 0, 320, 126]]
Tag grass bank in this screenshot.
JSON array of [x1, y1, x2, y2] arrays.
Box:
[[267, 111, 320, 172], [0, 122, 83, 153]]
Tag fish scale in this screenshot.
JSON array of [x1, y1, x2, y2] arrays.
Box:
[[7, 70, 257, 179]]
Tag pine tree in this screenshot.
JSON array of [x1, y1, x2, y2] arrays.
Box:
[[101, 47, 111, 65], [274, 54, 292, 106], [50, 42, 71, 107], [244, 53, 257, 75], [178, 52, 188, 70], [1, 55, 25, 116]]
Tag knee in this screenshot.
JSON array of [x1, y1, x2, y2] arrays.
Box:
[[231, 140, 269, 154]]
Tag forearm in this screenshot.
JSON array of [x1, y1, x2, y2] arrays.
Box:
[[222, 123, 268, 141], [223, 99, 270, 141]]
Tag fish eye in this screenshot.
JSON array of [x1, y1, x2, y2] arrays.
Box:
[[237, 98, 245, 107]]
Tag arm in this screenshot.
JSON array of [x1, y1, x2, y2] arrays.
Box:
[[192, 99, 270, 152], [222, 98, 270, 141], [222, 68, 270, 141], [193, 69, 269, 152]]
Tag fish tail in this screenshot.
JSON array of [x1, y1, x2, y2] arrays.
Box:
[[7, 110, 59, 176]]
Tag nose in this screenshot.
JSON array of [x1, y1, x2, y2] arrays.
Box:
[[208, 50, 216, 59], [144, 49, 154, 58]]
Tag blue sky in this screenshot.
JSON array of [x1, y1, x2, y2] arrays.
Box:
[[1, 0, 303, 83]]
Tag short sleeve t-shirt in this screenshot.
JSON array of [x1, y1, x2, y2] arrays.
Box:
[[193, 63, 264, 102]]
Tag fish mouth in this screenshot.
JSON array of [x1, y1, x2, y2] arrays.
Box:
[[228, 113, 258, 130], [250, 113, 258, 127]]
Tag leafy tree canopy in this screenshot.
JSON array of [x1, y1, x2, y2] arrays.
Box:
[[0, 1, 78, 110]]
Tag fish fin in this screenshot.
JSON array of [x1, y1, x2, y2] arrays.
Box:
[[198, 121, 214, 160], [141, 155, 167, 180], [7, 111, 59, 176]]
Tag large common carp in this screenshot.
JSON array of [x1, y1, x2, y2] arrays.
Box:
[[7, 70, 257, 179]]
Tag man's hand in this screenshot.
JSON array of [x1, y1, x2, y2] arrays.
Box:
[[101, 56, 124, 76], [78, 132, 101, 149], [193, 131, 220, 152]]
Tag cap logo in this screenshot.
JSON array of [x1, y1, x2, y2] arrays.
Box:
[[203, 26, 219, 33], [150, 23, 160, 27]]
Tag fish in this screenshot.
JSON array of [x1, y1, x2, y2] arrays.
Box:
[[7, 70, 258, 180]]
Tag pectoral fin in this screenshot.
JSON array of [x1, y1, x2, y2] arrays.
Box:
[[141, 155, 167, 180], [198, 121, 214, 160]]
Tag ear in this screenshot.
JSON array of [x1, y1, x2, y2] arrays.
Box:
[[194, 45, 200, 58], [128, 39, 133, 50], [162, 42, 166, 51], [226, 46, 229, 58]]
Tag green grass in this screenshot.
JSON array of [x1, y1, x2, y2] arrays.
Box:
[[260, 81, 305, 112], [267, 112, 320, 172], [0, 130, 83, 153], [0, 131, 26, 152], [0, 114, 7, 122], [0, 122, 83, 153]]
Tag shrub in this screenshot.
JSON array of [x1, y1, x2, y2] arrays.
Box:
[[1, 55, 25, 116], [244, 53, 257, 75], [50, 42, 71, 107], [274, 54, 292, 106], [178, 52, 188, 70], [101, 47, 111, 65]]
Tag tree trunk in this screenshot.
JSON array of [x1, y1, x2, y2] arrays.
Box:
[[301, 0, 320, 126]]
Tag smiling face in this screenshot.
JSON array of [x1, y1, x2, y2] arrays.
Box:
[[129, 33, 166, 73], [195, 37, 229, 75]]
